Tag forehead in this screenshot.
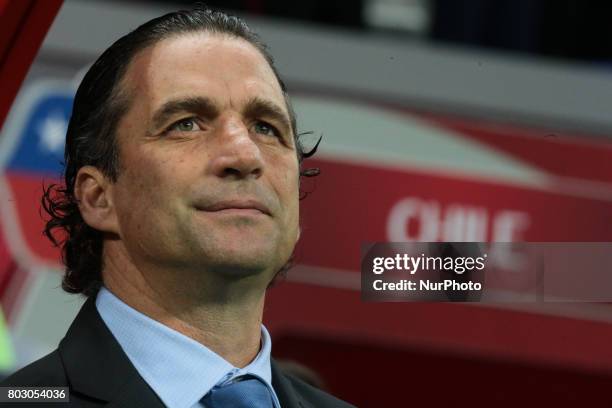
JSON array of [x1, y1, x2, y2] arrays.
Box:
[[120, 33, 286, 113]]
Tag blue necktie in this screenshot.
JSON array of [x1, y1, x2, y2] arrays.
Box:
[[201, 375, 275, 408]]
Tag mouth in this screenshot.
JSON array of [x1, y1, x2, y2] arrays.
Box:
[[197, 199, 272, 216]]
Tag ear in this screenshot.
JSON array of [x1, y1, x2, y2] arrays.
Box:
[[74, 166, 119, 234]]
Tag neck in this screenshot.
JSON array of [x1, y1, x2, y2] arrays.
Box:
[[101, 243, 268, 368]]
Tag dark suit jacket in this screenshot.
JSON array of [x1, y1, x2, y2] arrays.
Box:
[[1, 296, 356, 408]]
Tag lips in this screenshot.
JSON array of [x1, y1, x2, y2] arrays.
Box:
[[198, 199, 271, 215]]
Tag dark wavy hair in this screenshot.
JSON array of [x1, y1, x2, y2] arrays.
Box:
[[42, 7, 320, 297]]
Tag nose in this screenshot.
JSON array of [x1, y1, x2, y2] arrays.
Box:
[[209, 117, 264, 179]]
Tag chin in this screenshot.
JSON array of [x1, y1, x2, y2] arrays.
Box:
[[203, 244, 285, 277], [188, 227, 295, 276]]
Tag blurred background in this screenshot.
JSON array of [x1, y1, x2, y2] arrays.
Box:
[[2, 0, 612, 406]]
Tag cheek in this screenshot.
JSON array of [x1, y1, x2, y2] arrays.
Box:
[[114, 173, 156, 232], [135, 150, 187, 187], [278, 163, 300, 227], [275, 160, 299, 202], [115, 157, 174, 215]]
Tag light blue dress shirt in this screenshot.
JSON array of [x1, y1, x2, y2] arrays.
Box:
[[95, 286, 281, 408]]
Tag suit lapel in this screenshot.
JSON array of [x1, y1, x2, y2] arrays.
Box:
[[271, 359, 311, 408], [58, 296, 321, 408], [104, 376, 168, 408], [58, 296, 165, 408]]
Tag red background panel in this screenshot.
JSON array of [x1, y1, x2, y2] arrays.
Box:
[[0, 0, 63, 128]]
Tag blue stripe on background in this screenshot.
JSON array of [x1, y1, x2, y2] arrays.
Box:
[[7, 93, 73, 176]]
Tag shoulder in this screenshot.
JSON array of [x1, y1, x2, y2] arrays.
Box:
[[1, 350, 67, 387], [282, 371, 357, 408]]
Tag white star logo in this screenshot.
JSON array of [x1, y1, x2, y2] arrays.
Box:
[[37, 112, 67, 154]]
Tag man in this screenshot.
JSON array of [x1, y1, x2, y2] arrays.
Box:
[[2, 7, 354, 408]]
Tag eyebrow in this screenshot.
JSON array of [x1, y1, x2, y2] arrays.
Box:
[[149, 96, 292, 137], [242, 97, 293, 137], [151, 96, 219, 131]]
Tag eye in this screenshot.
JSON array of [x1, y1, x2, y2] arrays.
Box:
[[253, 121, 280, 138], [167, 118, 201, 132]]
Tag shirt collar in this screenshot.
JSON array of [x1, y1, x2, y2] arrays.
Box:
[[95, 286, 277, 408]]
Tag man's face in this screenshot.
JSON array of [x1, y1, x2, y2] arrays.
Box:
[[108, 33, 300, 282]]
